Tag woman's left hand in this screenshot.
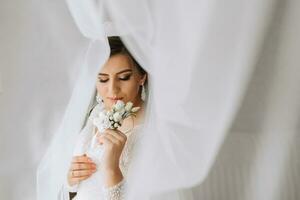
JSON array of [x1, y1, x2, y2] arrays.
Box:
[[97, 129, 127, 186]]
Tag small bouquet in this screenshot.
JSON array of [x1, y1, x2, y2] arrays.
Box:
[[92, 100, 140, 133]]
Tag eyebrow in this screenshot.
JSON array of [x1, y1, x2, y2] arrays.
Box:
[[98, 69, 133, 76]]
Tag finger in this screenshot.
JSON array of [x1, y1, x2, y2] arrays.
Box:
[[98, 135, 114, 145], [105, 129, 126, 141], [72, 155, 93, 163], [72, 163, 97, 170], [69, 169, 94, 178], [115, 129, 127, 139], [104, 133, 120, 144], [108, 129, 127, 138], [71, 163, 97, 170], [72, 169, 97, 177]]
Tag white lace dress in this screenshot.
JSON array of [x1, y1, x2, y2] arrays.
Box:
[[58, 104, 143, 200]]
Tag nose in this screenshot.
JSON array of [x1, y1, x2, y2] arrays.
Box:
[[108, 78, 120, 96]]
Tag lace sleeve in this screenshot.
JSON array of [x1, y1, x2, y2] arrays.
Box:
[[102, 179, 125, 200]]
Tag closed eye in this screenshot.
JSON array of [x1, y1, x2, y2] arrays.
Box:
[[98, 78, 108, 83], [119, 74, 131, 81], [98, 73, 131, 83]]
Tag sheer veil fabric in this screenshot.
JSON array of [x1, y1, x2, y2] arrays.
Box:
[[25, 0, 300, 200]]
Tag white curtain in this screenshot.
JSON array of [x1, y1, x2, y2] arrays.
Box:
[[0, 0, 299, 199]]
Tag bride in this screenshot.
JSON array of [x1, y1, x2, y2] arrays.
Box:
[[59, 36, 148, 200]]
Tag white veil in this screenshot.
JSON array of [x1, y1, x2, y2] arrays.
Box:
[[32, 0, 300, 200]]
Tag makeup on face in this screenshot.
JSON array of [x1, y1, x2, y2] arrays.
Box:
[[98, 69, 133, 83]]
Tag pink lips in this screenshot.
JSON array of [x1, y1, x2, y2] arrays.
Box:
[[108, 97, 123, 102]]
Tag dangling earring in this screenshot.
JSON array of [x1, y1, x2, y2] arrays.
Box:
[[96, 94, 103, 104], [141, 85, 146, 101]]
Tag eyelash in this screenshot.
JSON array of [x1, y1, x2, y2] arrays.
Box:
[[99, 75, 131, 83]]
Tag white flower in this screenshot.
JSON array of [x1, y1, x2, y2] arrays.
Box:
[[113, 112, 122, 122], [114, 100, 125, 111], [93, 118, 102, 127], [93, 118, 106, 132], [125, 102, 133, 111], [131, 107, 140, 112], [113, 123, 119, 128], [98, 112, 106, 120], [119, 108, 126, 116], [103, 117, 110, 127], [92, 110, 111, 132]]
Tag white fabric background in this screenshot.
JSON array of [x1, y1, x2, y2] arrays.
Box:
[[0, 0, 299, 199]]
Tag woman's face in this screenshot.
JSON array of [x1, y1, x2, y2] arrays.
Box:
[[96, 53, 146, 110]]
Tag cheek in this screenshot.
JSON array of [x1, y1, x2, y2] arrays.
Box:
[[121, 81, 140, 101], [96, 83, 106, 96]]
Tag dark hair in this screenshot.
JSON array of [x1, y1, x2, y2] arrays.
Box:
[[108, 36, 147, 76]]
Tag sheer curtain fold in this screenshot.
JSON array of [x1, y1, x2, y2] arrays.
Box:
[[31, 0, 300, 199]]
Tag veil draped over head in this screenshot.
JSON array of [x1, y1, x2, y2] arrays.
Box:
[[23, 0, 300, 199]]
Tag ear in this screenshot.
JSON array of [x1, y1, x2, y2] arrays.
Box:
[[140, 74, 147, 85]]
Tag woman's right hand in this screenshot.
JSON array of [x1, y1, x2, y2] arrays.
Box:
[[67, 154, 97, 186]]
